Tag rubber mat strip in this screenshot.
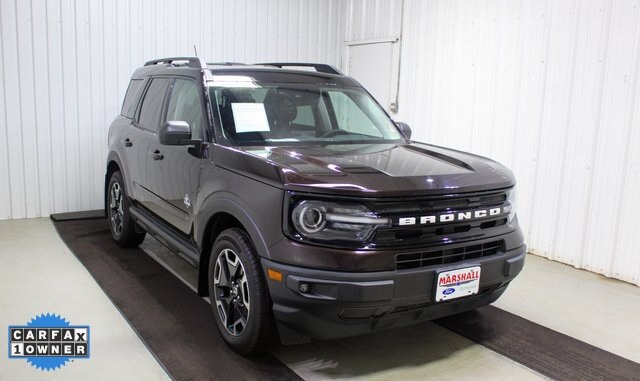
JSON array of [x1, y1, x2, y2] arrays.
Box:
[[436, 306, 640, 381]]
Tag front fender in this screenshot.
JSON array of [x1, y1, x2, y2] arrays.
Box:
[[194, 193, 272, 260]]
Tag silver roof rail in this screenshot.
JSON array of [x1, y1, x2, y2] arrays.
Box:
[[257, 62, 343, 75]]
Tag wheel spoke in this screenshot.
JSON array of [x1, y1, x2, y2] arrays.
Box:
[[215, 300, 228, 326], [235, 301, 249, 322], [231, 303, 247, 335], [214, 285, 232, 302], [240, 273, 250, 308], [215, 253, 232, 287], [225, 300, 236, 329], [225, 252, 241, 279]]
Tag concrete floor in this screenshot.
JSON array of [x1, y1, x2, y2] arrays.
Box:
[[1, 218, 639, 380], [0, 218, 170, 380], [494, 254, 640, 363]]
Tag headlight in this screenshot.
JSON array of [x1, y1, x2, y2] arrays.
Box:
[[506, 186, 517, 223], [291, 200, 390, 243]]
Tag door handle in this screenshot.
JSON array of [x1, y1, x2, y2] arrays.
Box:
[[151, 149, 164, 161], [123, 138, 132, 147]]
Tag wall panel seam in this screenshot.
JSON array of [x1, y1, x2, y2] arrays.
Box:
[[0, 0, 13, 218], [552, 0, 581, 260], [577, 0, 614, 268], [608, 2, 640, 277]]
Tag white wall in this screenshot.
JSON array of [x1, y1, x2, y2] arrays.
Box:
[[344, 0, 403, 41], [392, 0, 640, 286], [0, 0, 344, 220]]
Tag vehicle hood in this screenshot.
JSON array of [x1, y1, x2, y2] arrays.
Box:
[[213, 142, 515, 197]]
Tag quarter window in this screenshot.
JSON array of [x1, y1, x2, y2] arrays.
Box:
[[121, 79, 143, 118]]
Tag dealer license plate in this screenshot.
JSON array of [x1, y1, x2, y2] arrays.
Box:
[[435, 266, 481, 302]]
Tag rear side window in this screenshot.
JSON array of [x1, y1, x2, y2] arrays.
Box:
[[137, 78, 170, 131], [121, 79, 143, 118]]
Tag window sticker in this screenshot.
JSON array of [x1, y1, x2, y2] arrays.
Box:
[[231, 103, 270, 133]]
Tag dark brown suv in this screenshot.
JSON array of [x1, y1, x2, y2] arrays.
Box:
[[105, 57, 525, 355]]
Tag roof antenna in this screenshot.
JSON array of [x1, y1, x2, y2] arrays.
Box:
[[193, 44, 206, 69]]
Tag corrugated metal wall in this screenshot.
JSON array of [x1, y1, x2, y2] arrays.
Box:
[[0, 0, 344, 220], [395, 0, 640, 285], [344, 0, 403, 41]]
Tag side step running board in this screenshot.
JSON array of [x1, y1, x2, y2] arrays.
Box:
[[129, 206, 200, 267]]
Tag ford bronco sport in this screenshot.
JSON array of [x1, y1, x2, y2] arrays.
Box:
[[105, 57, 525, 355]]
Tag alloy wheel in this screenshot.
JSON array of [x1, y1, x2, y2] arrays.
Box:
[[213, 248, 251, 336], [109, 181, 124, 236]]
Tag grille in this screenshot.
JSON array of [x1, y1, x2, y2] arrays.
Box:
[[395, 240, 504, 270], [369, 190, 510, 248]]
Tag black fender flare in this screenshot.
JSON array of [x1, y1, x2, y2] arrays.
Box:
[[194, 193, 272, 295], [194, 193, 271, 260]]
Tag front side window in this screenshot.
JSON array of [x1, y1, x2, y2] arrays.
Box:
[[166, 79, 205, 139], [211, 83, 402, 146], [137, 78, 170, 131]]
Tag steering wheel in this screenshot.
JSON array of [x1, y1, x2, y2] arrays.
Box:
[[320, 129, 351, 138]]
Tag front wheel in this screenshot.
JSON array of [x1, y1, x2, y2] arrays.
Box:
[[208, 228, 276, 355], [107, 170, 146, 247]]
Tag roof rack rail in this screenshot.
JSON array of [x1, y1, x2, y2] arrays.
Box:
[[257, 62, 343, 75], [144, 57, 205, 69], [207, 62, 248, 66]]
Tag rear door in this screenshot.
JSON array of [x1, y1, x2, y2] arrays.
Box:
[[145, 77, 206, 234], [114, 78, 144, 198]]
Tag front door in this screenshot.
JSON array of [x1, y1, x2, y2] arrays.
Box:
[[145, 78, 205, 234]]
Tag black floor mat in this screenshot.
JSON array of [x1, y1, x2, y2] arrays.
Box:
[[50, 209, 105, 221], [52, 218, 301, 381], [436, 304, 640, 381]]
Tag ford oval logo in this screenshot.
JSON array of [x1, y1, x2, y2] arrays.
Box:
[[443, 288, 455, 295]]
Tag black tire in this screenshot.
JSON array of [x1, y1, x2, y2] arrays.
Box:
[[208, 228, 276, 355], [107, 171, 146, 247]]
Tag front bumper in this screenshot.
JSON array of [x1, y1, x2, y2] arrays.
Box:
[[262, 244, 526, 344]]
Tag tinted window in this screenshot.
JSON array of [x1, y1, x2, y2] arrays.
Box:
[[137, 78, 170, 131], [212, 84, 401, 146], [328, 91, 383, 137], [292, 105, 315, 127], [121, 79, 143, 118], [166, 79, 205, 139]]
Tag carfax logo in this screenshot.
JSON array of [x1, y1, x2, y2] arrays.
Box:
[[8, 313, 90, 371]]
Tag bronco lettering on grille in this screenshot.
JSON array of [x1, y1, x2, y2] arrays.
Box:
[[397, 206, 509, 226]]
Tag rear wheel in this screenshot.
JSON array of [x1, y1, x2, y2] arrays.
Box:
[[208, 228, 276, 355], [107, 171, 145, 247]]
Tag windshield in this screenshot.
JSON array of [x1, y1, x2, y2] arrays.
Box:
[[210, 83, 404, 146]]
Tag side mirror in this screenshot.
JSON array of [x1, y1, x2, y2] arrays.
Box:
[[159, 121, 191, 145], [396, 121, 412, 140]]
